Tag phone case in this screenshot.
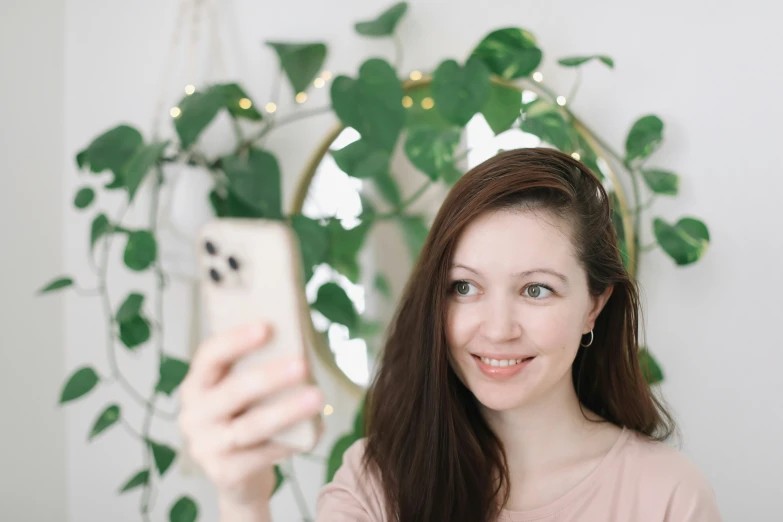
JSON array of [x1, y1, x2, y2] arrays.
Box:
[[197, 218, 322, 453]]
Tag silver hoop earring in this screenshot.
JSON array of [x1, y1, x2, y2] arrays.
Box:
[[580, 329, 594, 347]]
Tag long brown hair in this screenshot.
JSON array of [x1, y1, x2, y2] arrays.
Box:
[[362, 147, 675, 522]]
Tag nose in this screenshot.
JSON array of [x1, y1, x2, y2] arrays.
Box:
[[480, 295, 522, 343]]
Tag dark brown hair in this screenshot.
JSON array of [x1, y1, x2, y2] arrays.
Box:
[[362, 147, 675, 522]]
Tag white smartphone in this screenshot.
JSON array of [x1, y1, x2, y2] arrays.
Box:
[[197, 218, 322, 453]]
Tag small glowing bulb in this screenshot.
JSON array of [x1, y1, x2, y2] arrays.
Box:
[[320, 70, 332, 81], [265, 102, 277, 113], [238, 98, 252, 109], [170, 107, 182, 118], [184, 84, 196, 95], [323, 404, 334, 416], [556, 96, 567, 106], [295, 92, 308, 103], [314, 77, 325, 88], [421, 97, 434, 110], [402, 95, 413, 108], [532, 71, 543, 82], [409, 70, 423, 81], [571, 152, 581, 161]]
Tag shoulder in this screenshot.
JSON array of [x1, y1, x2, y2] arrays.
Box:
[[316, 438, 388, 522], [619, 430, 722, 520]]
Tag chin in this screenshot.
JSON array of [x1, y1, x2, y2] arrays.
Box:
[[470, 383, 537, 412]]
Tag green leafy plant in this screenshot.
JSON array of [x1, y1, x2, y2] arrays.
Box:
[[39, 2, 709, 520]]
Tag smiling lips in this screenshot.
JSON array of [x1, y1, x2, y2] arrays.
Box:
[[472, 354, 535, 380]]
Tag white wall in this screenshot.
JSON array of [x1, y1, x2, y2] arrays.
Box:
[[0, 1, 68, 521], [3, 0, 780, 520]]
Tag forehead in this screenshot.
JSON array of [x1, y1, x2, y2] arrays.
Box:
[[452, 210, 577, 272]]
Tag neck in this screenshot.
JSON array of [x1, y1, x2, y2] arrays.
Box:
[[480, 374, 604, 476]]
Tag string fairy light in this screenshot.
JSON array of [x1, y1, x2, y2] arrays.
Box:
[[402, 95, 413, 108], [571, 152, 581, 161], [323, 404, 334, 416], [265, 102, 277, 113], [409, 70, 423, 81], [314, 77, 325, 88], [320, 70, 332, 81], [532, 71, 543, 82], [170, 107, 182, 118], [421, 97, 434, 110], [239, 98, 252, 109], [184, 84, 196, 95], [295, 92, 308, 103], [556, 96, 567, 106]]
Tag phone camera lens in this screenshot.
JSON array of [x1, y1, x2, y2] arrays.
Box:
[[228, 256, 240, 271], [204, 240, 217, 256], [209, 268, 221, 283]]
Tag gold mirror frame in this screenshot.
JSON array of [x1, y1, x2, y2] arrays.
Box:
[[291, 75, 636, 398]]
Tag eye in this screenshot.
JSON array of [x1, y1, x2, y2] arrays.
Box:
[[452, 280, 477, 296], [525, 284, 554, 299]]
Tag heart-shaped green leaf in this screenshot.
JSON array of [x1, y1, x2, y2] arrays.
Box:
[[520, 99, 573, 152], [558, 55, 614, 68], [641, 169, 679, 196], [266, 42, 327, 95], [441, 164, 464, 186], [148, 439, 177, 476], [625, 115, 663, 163], [374, 273, 391, 299], [74, 187, 95, 209], [272, 465, 285, 496], [89, 404, 120, 440], [84, 125, 143, 175], [119, 469, 150, 493], [373, 170, 402, 208], [432, 57, 491, 127], [76, 150, 88, 170], [331, 59, 405, 152], [404, 85, 452, 131], [122, 141, 168, 201], [481, 84, 522, 135], [404, 125, 461, 180], [123, 231, 157, 271], [471, 28, 542, 80], [39, 276, 74, 294], [119, 315, 151, 349], [653, 217, 710, 266], [313, 282, 358, 329], [574, 132, 604, 180], [291, 215, 330, 283], [90, 214, 112, 251], [327, 219, 372, 283], [174, 87, 225, 149], [155, 356, 190, 396], [219, 83, 263, 121], [639, 347, 664, 384], [169, 496, 198, 522], [222, 148, 282, 219], [354, 2, 408, 37], [208, 189, 266, 219], [326, 432, 360, 483], [116, 293, 144, 323], [60, 367, 100, 404], [399, 215, 429, 261], [332, 140, 390, 179]]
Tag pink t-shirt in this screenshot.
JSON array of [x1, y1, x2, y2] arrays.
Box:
[[316, 427, 722, 521]]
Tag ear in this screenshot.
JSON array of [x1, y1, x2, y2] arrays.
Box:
[[584, 285, 614, 333]]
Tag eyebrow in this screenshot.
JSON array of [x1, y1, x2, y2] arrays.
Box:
[[450, 263, 570, 287]]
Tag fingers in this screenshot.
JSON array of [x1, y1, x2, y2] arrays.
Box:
[[228, 385, 324, 449], [186, 322, 273, 391], [199, 355, 308, 421]]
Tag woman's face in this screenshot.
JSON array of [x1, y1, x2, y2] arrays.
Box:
[[445, 209, 611, 412]]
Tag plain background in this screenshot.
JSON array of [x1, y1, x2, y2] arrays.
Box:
[[2, 0, 781, 520]]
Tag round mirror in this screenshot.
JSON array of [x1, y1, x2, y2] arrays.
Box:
[[291, 76, 634, 395]]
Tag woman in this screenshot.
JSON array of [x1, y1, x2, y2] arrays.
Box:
[[179, 148, 722, 521]]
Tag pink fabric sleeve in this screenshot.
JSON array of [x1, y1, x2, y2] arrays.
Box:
[[663, 462, 723, 522], [316, 439, 386, 522]]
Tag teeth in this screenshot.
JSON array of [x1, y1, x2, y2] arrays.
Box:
[[480, 357, 525, 367]]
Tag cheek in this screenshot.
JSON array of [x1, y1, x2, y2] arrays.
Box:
[[526, 309, 580, 358], [446, 304, 477, 350]]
